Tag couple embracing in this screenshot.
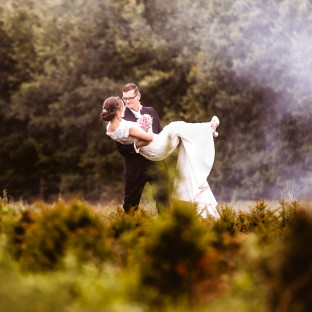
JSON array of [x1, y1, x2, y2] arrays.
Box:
[[101, 83, 220, 219]]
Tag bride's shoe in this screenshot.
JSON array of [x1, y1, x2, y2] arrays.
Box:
[[211, 116, 220, 137]]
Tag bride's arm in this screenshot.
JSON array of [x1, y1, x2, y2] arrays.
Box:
[[129, 127, 153, 142]]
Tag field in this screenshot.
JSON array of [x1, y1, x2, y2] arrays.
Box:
[[1, 190, 312, 312]]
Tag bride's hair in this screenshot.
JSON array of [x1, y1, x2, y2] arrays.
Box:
[[101, 96, 123, 122]]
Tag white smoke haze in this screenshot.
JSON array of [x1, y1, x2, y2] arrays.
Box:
[[186, 0, 312, 115], [230, 1, 312, 199], [167, 0, 312, 111], [167, 0, 312, 199]]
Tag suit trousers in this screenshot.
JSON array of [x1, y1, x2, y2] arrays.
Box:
[[123, 162, 169, 214]]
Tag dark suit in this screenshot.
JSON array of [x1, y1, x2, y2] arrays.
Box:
[[117, 106, 169, 213]]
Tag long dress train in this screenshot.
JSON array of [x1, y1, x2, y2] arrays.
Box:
[[107, 120, 219, 218]]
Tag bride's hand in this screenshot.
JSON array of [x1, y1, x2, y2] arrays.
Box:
[[147, 127, 153, 134]]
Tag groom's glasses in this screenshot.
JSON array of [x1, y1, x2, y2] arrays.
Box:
[[122, 94, 138, 102]]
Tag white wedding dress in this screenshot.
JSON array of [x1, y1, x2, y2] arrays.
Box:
[[107, 119, 219, 219]]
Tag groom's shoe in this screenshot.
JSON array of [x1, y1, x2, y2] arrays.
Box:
[[211, 116, 220, 137]]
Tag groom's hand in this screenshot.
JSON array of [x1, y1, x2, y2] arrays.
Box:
[[136, 140, 151, 148]]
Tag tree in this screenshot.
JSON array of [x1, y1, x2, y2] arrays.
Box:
[[1, 0, 311, 201]]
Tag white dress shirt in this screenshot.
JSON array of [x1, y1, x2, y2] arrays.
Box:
[[129, 105, 143, 153]]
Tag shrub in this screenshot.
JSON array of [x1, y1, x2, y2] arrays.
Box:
[[139, 202, 225, 305], [236, 198, 279, 234], [8, 199, 110, 271], [214, 203, 238, 236], [277, 199, 300, 229], [271, 208, 312, 311], [108, 209, 149, 267]]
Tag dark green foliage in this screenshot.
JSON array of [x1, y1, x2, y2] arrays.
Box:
[[210, 199, 304, 238], [0, 197, 311, 310], [109, 209, 147, 240], [214, 203, 238, 236], [247, 198, 279, 232], [7, 199, 110, 271], [1, 0, 311, 200], [278, 199, 300, 229], [139, 203, 224, 304], [271, 209, 312, 312], [108, 209, 151, 266], [0, 190, 9, 213]]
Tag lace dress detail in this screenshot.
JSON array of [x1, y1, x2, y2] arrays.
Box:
[[106, 119, 138, 144]]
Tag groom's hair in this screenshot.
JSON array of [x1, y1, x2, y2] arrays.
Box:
[[122, 83, 139, 94]]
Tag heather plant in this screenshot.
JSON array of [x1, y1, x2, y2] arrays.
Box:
[[236, 198, 279, 234], [0, 190, 10, 233], [0, 196, 311, 311], [0, 190, 9, 210], [270, 208, 312, 311], [277, 199, 300, 229], [138, 202, 226, 306], [237, 205, 312, 312], [7, 199, 110, 271], [8, 209, 37, 261], [213, 203, 238, 236], [227, 232, 278, 312], [109, 208, 151, 239], [108, 209, 151, 267], [249, 198, 273, 229], [0, 240, 144, 312], [237, 210, 252, 233]]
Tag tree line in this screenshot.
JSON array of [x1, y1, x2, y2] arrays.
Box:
[[1, 0, 311, 201]]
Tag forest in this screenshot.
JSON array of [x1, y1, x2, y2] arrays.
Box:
[[1, 0, 312, 201]]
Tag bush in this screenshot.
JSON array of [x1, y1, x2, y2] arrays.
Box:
[[139, 202, 225, 305], [271, 208, 312, 311], [1, 196, 311, 311], [108, 209, 150, 267], [7, 199, 110, 271]]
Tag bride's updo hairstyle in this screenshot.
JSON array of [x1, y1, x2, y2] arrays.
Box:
[[101, 96, 123, 122]]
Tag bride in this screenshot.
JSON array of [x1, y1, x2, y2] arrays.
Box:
[[101, 96, 220, 219]]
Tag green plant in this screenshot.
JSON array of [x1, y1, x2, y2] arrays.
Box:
[[214, 203, 238, 236], [277, 199, 300, 229], [139, 202, 224, 305], [271, 208, 312, 311], [8, 199, 110, 271]]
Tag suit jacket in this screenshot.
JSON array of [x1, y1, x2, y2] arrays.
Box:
[[117, 106, 163, 183]]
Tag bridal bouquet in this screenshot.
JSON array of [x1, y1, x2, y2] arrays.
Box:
[[137, 114, 153, 132]]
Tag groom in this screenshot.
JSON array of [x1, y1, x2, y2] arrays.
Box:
[[117, 83, 169, 213]]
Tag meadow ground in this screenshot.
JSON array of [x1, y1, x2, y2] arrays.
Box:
[[89, 180, 312, 215], [90, 182, 312, 218]]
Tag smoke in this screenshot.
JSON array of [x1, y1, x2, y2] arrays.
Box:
[[193, 1, 312, 114], [165, 0, 312, 116], [233, 1, 312, 116], [167, 0, 312, 199]]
